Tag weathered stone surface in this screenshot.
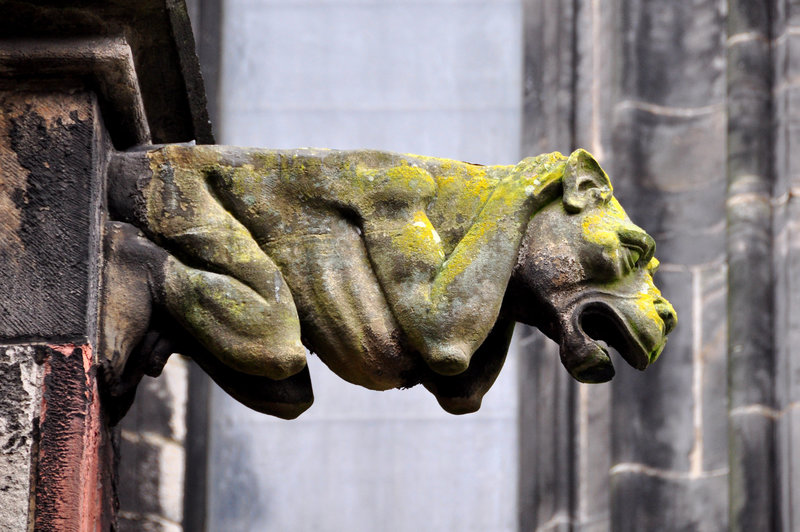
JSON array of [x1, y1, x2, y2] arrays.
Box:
[[729, 412, 777, 531], [612, 268, 693, 471], [0, 89, 116, 529], [777, 406, 800, 531], [572, 381, 611, 531], [522, 0, 575, 155], [699, 265, 728, 471], [518, 330, 574, 532], [727, 39, 772, 194], [118, 356, 187, 527], [0, 0, 212, 145], [610, 470, 728, 531], [783, 85, 800, 189], [0, 346, 43, 532], [108, 146, 676, 418], [728, 196, 774, 409], [522, 1, 800, 531], [0, 91, 100, 342], [611, 107, 726, 265], [728, 0, 771, 35], [0, 38, 151, 148], [777, 198, 800, 403], [618, 0, 726, 107], [34, 344, 115, 532]]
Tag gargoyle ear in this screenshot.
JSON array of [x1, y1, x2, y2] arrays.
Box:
[[562, 149, 613, 213]]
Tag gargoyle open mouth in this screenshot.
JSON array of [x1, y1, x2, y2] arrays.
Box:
[[578, 301, 651, 371], [558, 299, 661, 383]]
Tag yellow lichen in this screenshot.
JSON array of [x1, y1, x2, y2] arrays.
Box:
[[390, 211, 445, 262], [580, 198, 631, 248]]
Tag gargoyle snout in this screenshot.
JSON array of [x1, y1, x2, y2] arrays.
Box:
[[654, 298, 677, 335]]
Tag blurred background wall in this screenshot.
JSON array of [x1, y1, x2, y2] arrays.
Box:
[[198, 1, 523, 531], [117, 1, 800, 531]]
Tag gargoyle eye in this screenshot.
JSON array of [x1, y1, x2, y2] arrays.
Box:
[[618, 228, 655, 267]]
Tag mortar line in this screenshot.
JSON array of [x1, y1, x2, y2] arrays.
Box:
[[616, 99, 722, 118], [689, 267, 704, 476], [534, 512, 571, 532], [610, 462, 728, 480]]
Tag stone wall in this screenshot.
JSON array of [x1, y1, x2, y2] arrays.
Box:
[[118, 357, 188, 532], [520, 1, 800, 530], [114, 2, 800, 530]]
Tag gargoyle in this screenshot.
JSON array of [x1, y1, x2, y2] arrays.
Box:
[[102, 147, 676, 420]]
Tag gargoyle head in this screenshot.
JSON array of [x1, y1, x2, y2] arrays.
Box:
[[508, 149, 677, 383]]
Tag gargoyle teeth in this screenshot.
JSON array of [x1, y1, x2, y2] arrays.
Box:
[[596, 339, 609, 353]]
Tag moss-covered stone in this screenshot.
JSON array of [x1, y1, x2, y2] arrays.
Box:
[[116, 145, 677, 415]]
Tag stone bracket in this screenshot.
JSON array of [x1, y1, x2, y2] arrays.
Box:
[[0, 37, 151, 148]]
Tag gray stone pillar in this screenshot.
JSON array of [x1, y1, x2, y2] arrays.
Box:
[[769, 2, 800, 530], [727, 2, 777, 529], [521, 1, 800, 530]]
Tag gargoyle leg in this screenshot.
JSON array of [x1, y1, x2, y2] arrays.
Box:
[[421, 318, 515, 414], [109, 148, 307, 379], [101, 221, 314, 420], [361, 154, 564, 376]]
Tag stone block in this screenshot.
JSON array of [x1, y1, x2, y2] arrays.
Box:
[[617, 0, 726, 107], [521, 0, 575, 155], [775, 33, 800, 91], [785, 85, 800, 189], [118, 436, 163, 517], [727, 39, 772, 190], [774, 197, 800, 404], [728, 0, 771, 35], [612, 106, 726, 195], [774, 88, 789, 196], [0, 91, 102, 341], [776, 406, 800, 531], [774, 80, 800, 194], [729, 411, 777, 531], [611, 269, 694, 471], [0, 345, 43, 532], [787, 6, 800, 34], [120, 356, 188, 442], [772, 200, 796, 407], [573, 382, 611, 526], [728, 198, 774, 409], [574, 520, 610, 532], [610, 106, 726, 265], [118, 432, 186, 524], [610, 470, 727, 531], [699, 265, 729, 471], [518, 330, 574, 531]]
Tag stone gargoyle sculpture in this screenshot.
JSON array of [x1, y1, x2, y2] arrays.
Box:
[[102, 146, 676, 420]]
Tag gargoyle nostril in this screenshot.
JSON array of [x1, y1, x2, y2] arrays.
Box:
[[655, 300, 677, 334]]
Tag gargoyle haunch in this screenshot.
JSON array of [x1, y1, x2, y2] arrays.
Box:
[[103, 147, 676, 419]]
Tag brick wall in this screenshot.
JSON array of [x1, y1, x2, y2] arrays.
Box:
[[118, 356, 189, 532]]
